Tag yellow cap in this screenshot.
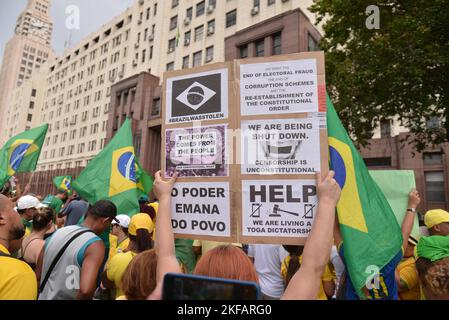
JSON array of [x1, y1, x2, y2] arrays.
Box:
[[149, 202, 159, 215], [128, 213, 154, 236], [424, 209, 449, 228]]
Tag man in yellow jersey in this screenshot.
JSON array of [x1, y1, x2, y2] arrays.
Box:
[[396, 235, 421, 300], [0, 194, 38, 299]]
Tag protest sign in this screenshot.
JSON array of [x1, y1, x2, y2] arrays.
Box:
[[170, 182, 231, 238], [165, 68, 228, 124], [241, 117, 321, 175], [162, 53, 327, 244], [165, 124, 228, 177], [369, 170, 420, 238], [239, 58, 321, 115], [241, 179, 317, 243]]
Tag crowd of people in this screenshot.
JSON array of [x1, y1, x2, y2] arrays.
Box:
[[0, 170, 448, 300]]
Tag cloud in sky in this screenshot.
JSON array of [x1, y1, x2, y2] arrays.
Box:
[[0, 0, 134, 62]]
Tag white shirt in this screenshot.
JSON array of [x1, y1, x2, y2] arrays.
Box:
[[247, 244, 289, 299]]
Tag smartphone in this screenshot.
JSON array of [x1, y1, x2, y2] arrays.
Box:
[[162, 273, 261, 300]]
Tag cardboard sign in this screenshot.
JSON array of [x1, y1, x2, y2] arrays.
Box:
[[240, 59, 318, 115], [241, 118, 321, 174], [165, 68, 229, 124], [242, 180, 317, 238], [165, 124, 228, 177], [162, 53, 327, 244], [170, 182, 231, 237]]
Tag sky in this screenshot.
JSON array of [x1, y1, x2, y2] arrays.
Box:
[[0, 0, 134, 62]]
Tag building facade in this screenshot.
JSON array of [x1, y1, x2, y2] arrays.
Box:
[[29, 0, 318, 171], [0, 0, 54, 139]]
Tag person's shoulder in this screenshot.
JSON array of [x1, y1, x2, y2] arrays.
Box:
[[0, 255, 36, 276]]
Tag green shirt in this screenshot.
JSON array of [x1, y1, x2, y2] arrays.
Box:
[[42, 195, 64, 214]]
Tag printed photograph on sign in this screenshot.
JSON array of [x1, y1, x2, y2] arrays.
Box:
[[240, 59, 318, 115], [165, 68, 228, 124], [165, 124, 228, 177], [241, 118, 321, 174], [242, 180, 317, 238], [171, 182, 231, 237]]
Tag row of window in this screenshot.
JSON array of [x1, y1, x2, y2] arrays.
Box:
[[42, 138, 105, 160]]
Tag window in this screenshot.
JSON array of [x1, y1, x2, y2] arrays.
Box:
[[166, 62, 174, 71], [152, 98, 161, 116], [154, 3, 157, 15], [209, 0, 216, 7], [170, 15, 178, 30], [142, 49, 146, 62], [308, 33, 319, 51], [423, 152, 443, 166], [427, 116, 441, 129], [240, 45, 248, 58], [172, 0, 179, 8], [196, 1, 205, 17], [168, 38, 176, 52], [226, 10, 237, 28], [253, 0, 260, 7], [363, 157, 392, 167], [31, 88, 37, 97], [186, 7, 193, 20], [150, 46, 153, 59], [268, 0, 275, 5], [425, 171, 446, 202], [205, 46, 214, 63], [194, 25, 204, 42], [27, 114, 33, 122], [272, 33, 282, 55], [146, 8, 150, 20], [184, 31, 191, 45], [193, 51, 202, 67], [29, 101, 35, 109], [255, 39, 265, 57], [207, 19, 215, 35], [182, 56, 189, 69], [380, 119, 391, 138]]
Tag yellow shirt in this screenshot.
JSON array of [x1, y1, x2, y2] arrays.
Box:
[[0, 244, 37, 300], [106, 251, 136, 298], [397, 257, 421, 300], [108, 234, 130, 261], [192, 240, 242, 256], [281, 255, 335, 300]]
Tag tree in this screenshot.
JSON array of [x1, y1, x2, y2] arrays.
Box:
[[310, 0, 449, 151]]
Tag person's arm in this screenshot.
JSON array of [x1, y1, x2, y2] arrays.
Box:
[[395, 268, 408, 293], [147, 171, 181, 300], [35, 245, 45, 284], [77, 241, 105, 300], [401, 189, 420, 252], [282, 171, 341, 300]]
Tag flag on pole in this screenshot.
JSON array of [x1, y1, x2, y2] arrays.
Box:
[[53, 175, 73, 195], [0, 124, 48, 188], [72, 119, 140, 215], [327, 94, 402, 298], [136, 160, 154, 197]]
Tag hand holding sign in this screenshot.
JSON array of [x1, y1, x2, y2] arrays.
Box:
[[317, 171, 341, 207], [154, 171, 178, 200]]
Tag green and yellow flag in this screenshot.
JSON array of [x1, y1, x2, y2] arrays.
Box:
[[136, 160, 154, 197], [53, 175, 73, 195], [72, 119, 140, 215], [327, 95, 402, 298], [0, 124, 48, 188]]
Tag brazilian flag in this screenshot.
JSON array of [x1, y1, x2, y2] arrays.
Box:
[[72, 119, 140, 215], [53, 175, 72, 195], [0, 124, 48, 188], [327, 94, 402, 298], [136, 159, 154, 197]]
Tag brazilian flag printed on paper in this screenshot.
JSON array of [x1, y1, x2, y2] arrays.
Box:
[[0, 124, 48, 188], [53, 175, 73, 195], [327, 94, 402, 298], [72, 119, 141, 216]]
